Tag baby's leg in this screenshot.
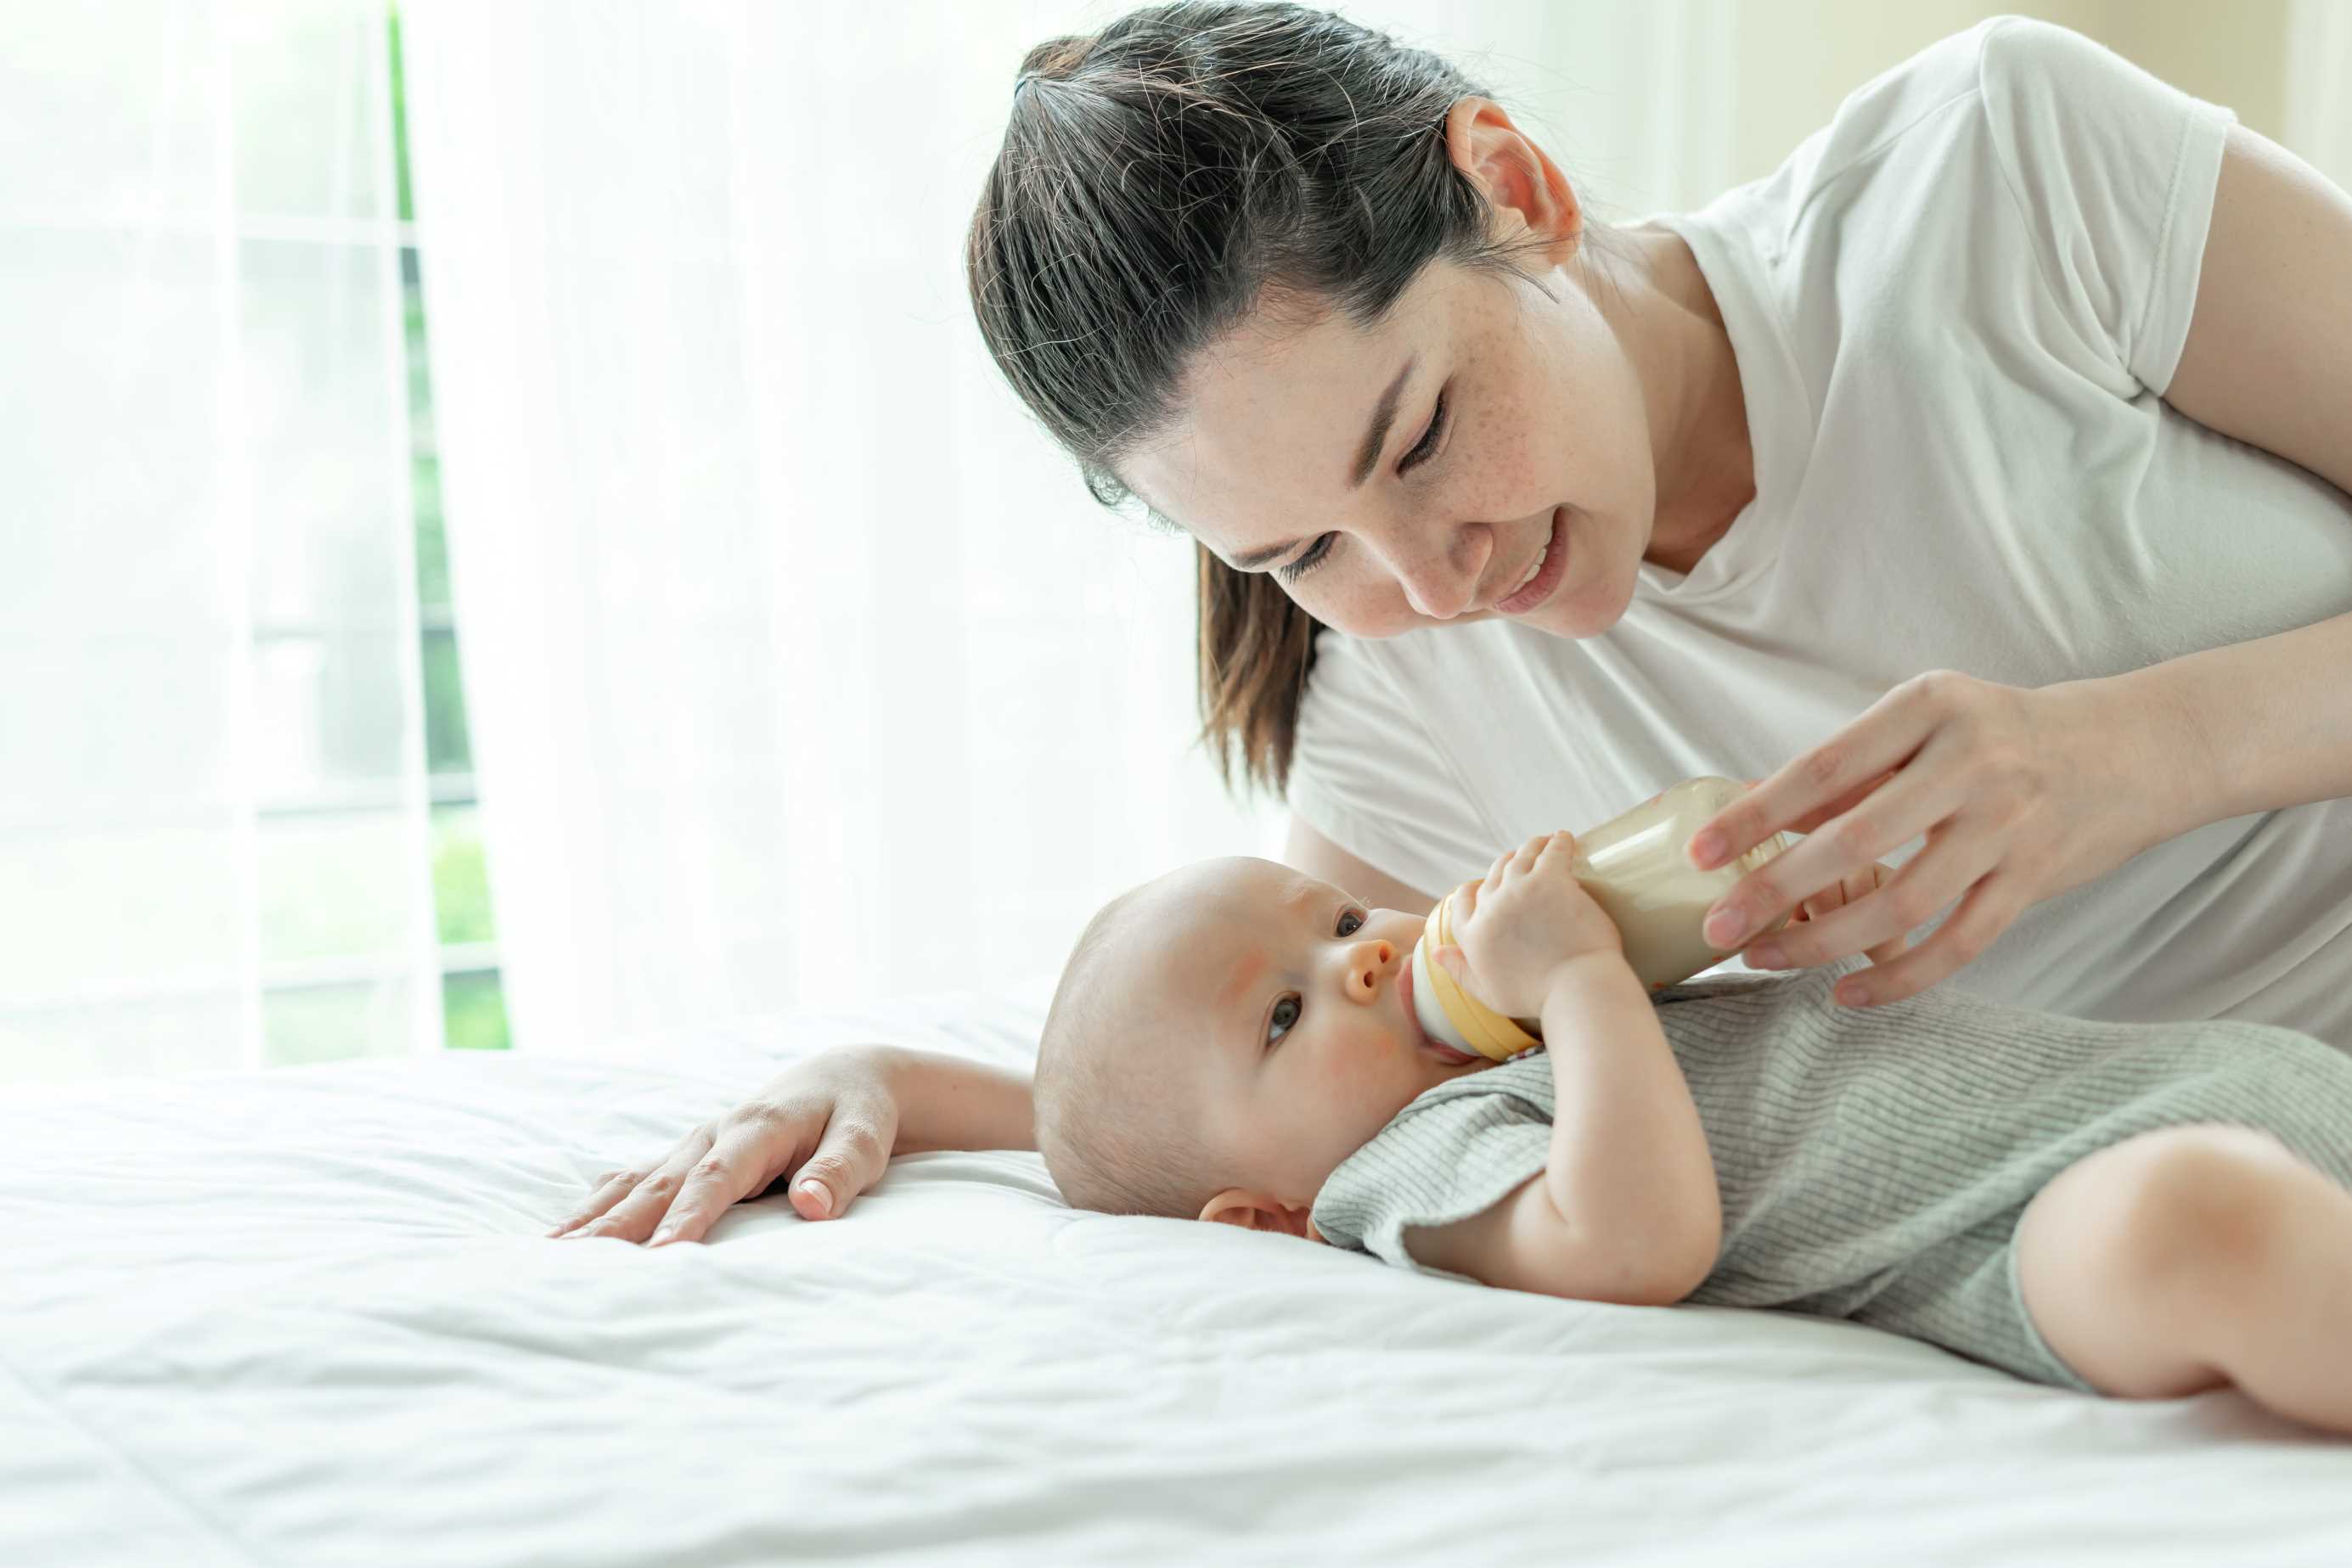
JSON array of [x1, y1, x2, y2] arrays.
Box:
[[2016, 1124, 2352, 1432]]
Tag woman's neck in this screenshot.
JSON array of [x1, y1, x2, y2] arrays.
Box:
[[1603, 222, 1756, 576]]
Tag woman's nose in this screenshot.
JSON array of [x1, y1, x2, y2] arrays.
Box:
[[1397, 555, 1477, 620], [1388, 526, 1488, 620], [1345, 938, 1398, 1002]]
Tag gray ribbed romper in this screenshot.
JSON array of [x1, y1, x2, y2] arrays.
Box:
[[1310, 956, 2352, 1391]]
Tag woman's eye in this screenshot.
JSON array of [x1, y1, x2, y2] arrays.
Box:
[[1336, 909, 1364, 937], [1277, 532, 1336, 584], [1273, 391, 1449, 587], [1399, 390, 1449, 473], [1267, 995, 1302, 1046]]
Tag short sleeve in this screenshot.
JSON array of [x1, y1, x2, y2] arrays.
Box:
[[1976, 16, 2235, 395], [1286, 631, 1504, 902], [1310, 1065, 1554, 1281]]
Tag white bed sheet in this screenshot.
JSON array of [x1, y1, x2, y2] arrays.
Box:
[[7, 986, 2351, 1567]]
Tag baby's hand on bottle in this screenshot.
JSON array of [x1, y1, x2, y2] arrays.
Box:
[[1433, 831, 1624, 1019]]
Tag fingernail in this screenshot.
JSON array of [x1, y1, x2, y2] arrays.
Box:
[[1705, 908, 1748, 948], [1836, 981, 1870, 1006], [1689, 831, 1727, 869], [797, 1180, 832, 1217], [649, 1228, 674, 1246], [1745, 941, 1787, 969]]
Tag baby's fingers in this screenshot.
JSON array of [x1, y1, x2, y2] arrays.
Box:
[[1432, 943, 1478, 992], [1508, 832, 1549, 874], [1453, 876, 1483, 920]]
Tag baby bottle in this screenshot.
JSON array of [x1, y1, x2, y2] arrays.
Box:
[[1410, 776, 1798, 1061]]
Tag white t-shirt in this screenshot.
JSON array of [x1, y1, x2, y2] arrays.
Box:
[[1286, 18, 2352, 1048]]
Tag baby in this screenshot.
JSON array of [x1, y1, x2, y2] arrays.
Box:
[[1036, 832, 2352, 1432]]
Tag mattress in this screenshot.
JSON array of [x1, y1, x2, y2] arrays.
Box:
[[7, 984, 2349, 1566]]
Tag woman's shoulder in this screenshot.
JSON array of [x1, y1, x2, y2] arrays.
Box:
[[1707, 19, 1994, 236], [1713, 16, 2160, 246]]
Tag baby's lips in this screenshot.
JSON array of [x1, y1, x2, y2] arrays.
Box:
[[1399, 947, 1461, 1059]]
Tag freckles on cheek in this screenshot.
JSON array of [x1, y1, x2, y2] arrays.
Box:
[[1296, 575, 1408, 641], [1458, 401, 1548, 518]]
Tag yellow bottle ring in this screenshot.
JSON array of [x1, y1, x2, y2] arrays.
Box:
[[1421, 896, 1541, 1062]]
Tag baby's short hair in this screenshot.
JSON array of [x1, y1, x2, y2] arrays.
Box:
[[1034, 881, 1229, 1221]]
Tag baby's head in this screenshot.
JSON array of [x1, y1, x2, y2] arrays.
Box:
[[1035, 856, 1486, 1238]]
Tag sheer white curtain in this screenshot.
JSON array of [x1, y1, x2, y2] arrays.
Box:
[[1, 1, 437, 1084], [395, 0, 1738, 1063], [6, 5, 2339, 1083]]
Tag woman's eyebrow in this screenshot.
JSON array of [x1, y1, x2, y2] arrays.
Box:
[[1348, 354, 1417, 488], [1223, 361, 1415, 570]]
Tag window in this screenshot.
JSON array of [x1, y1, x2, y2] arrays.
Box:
[[253, 7, 508, 1064], [0, 3, 504, 1080]]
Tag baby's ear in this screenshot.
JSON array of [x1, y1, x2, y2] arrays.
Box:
[[1198, 1187, 1316, 1239]]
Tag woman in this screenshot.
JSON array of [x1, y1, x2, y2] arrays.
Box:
[[551, 3, 2352, 1245]]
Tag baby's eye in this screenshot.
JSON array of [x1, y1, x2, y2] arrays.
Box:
[[1336, 908, 1364, 937], [1268, 995, 1301, 1046]]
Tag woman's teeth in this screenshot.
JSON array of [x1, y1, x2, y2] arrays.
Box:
[[1510, 547, 1545, 595]]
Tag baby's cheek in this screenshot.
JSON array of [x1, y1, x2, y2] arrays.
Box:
[[1312, 1026, 1413, 1125], [1310, 1039, 1363, 1098]]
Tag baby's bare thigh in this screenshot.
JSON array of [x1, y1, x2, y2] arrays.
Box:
[[2015, 1124, 2325, 1399]]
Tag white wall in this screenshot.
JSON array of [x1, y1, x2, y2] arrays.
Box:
[[2285, 0, 2352, 189], [1341, 1, 2328, 227]]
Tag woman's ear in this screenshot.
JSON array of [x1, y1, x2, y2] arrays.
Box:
[[1443, 97, 1582, 267], [1198, 1186, 1318, 1239]]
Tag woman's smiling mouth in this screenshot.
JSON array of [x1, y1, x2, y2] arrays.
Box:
[[1494, 508, 1568, 615]]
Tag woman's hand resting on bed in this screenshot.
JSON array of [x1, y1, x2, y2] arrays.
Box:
[[547, 1046, 903, 1245]]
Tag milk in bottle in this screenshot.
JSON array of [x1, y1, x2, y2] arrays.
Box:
[[1410, 776, 1798, 1061]]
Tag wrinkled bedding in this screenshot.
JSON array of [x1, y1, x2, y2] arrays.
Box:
[[6, 987, 2349, 1566]]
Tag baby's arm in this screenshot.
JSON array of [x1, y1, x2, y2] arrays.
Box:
[[1410, 955, 1717, 1306], [1525, 954, 1722, 1301], [1410, 834, 1721, 1309]]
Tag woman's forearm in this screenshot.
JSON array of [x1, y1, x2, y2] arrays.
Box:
[[869, 1046, 1037, 1155], [2109, 609, 2352, 832], [1538, 956, 1722, 1298]]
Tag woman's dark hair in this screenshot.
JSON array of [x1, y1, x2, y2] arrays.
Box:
[[965, 1, 1546, 795]]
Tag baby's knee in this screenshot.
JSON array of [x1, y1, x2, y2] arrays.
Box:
[[2068, 1126, 2301, 1316]]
